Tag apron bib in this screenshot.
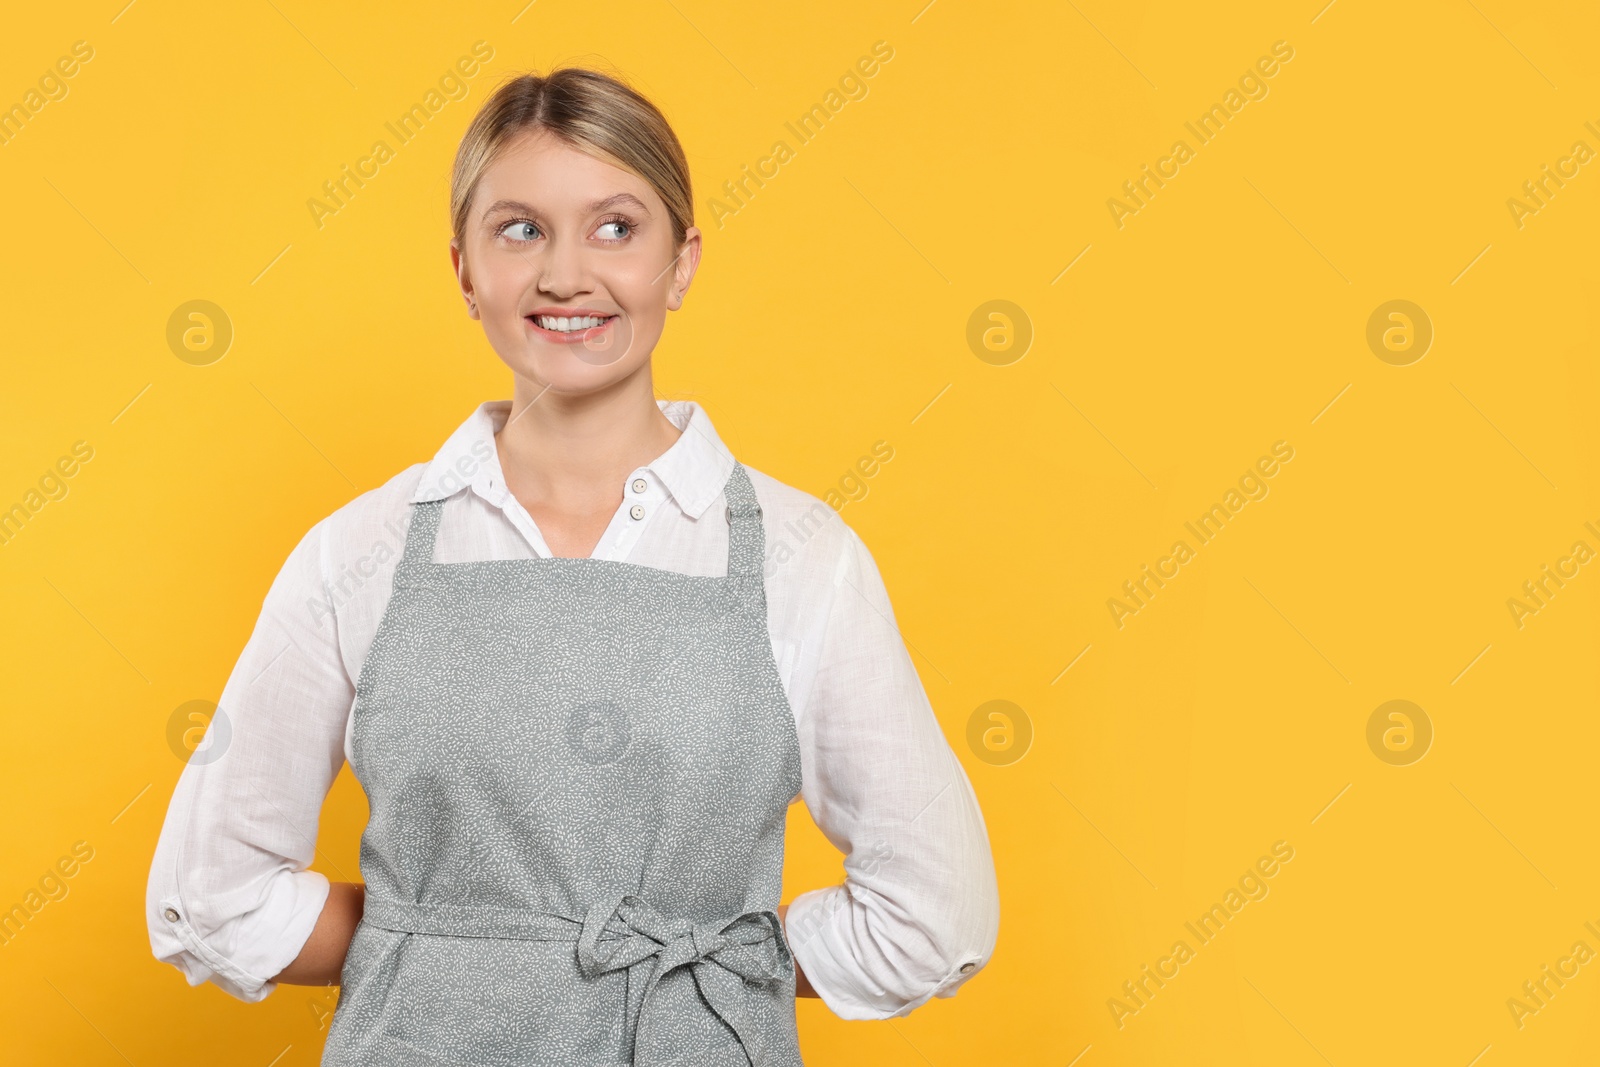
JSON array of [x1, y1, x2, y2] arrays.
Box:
[[320, 462, 806, 1067]]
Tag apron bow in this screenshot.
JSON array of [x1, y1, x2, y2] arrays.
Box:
[[575, 891, 791, 1065]]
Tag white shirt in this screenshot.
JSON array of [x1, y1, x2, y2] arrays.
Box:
[[145, 398, 1000, 1021]]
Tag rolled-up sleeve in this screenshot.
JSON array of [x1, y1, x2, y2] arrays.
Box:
[[145, 516, 352, 1002], [783, 522, 1001, 1020]]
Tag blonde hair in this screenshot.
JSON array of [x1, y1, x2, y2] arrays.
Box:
[[449, 68, 693, 251]]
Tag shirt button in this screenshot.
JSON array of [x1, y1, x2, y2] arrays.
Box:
[[959, 961, 977, 974], [629, 504, 645, 520], [163, 907, 181, 923], [631, 478, 647, 493]]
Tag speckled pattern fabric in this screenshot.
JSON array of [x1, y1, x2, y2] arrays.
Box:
[[320, 462, 806, 1067]]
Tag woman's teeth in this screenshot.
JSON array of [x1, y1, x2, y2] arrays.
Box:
[[533, 315, 609, 332]]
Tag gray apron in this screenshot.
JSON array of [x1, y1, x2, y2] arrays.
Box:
[[320, 462, 806, 1067]]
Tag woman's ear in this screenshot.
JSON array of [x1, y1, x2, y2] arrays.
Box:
[[667, 227, 703, 312], [449, 240, 479, 319]]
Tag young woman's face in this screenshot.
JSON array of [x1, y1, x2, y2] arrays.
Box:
[[451, 128, 699, 394]]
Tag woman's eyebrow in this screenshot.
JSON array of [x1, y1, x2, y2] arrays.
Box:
[[480, 193, 651, 220]]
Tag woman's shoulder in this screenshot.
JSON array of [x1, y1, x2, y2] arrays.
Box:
[[293, 462, 431, 565], [738, 463, 866, 574]]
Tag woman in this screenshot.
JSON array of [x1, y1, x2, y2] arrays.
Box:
[[146, 67, 999, 1065]]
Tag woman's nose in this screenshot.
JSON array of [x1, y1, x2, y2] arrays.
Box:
[[536, 233, 591, 296]]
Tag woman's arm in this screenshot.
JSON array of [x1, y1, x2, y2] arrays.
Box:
[[145, 515, 357, 1001], [781, 520, 1001, 1019], [776, 903, 819, 998], [270, 881, 366, 985]]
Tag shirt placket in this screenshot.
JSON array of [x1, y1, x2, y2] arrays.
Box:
[[602, 471, 664, 561], [477, 469, 664, 562]]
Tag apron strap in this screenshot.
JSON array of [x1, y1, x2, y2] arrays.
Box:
[[722, 463, 764, 579], [362, 892, 790, 1066], [396, 498, 445, 579]]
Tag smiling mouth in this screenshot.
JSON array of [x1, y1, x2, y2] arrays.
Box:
[[528, 314, 616, 334]]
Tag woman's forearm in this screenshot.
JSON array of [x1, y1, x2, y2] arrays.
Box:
[[777, 903, 819, 998], [271, 881, 365, 986]]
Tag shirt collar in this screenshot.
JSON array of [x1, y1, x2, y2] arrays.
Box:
[[410, 398, 736, 521]]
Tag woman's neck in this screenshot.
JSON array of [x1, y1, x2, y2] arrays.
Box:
[[493, 374, 683, 516]]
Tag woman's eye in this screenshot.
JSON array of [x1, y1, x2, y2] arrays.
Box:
[[597, 220, 630, 240], [501, 221, 539, 242]]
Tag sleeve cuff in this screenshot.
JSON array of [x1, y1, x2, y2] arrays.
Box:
[[784, 885, 990, 1020], [151, 869, 332, 1003]]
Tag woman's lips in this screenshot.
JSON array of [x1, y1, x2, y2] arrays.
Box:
[[525, 315, 617, 344]]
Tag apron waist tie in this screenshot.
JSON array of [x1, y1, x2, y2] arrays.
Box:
[[361, 892, 792, 1066]]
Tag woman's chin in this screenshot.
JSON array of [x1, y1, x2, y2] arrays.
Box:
[[498, 356, 645, 395]]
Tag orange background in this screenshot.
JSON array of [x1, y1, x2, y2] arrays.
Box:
[[3, 1, 1600, 1064]]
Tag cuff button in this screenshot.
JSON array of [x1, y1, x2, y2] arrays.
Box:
[[959, 960, 977, 974], [163, 907, 181, 922]]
